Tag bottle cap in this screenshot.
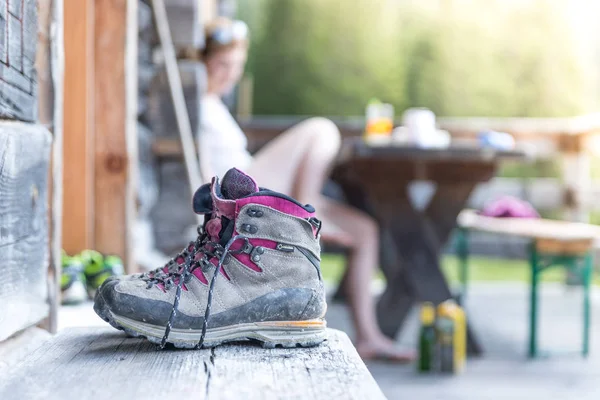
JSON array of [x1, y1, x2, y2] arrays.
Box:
[[420, 302, 435, 325], [437, 299, 460, 318]]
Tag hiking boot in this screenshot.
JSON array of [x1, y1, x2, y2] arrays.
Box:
[[94, 168, 327, 349], [61, 252, 88, 305], [81, 250, 124, 297]]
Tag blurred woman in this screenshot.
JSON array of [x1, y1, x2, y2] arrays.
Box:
[[199, 17, 413, 362]]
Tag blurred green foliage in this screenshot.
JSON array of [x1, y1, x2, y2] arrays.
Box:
[[238, 0, 599, 117], [320, 253, 600, 285]]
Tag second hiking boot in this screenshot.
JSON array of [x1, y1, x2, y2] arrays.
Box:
[[61, 251, 87, 305], [81, 250, 124, 297], [94, 168, 327, 349]]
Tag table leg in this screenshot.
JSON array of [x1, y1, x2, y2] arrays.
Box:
[[376, 226, 417, 337], [583, 252, 592, 357], [425, 183, 475, 245], [425, 183, 484, 355], [333, 171, 487, 355], [372, 183, 483, 355], [529, 245, 539, 358]]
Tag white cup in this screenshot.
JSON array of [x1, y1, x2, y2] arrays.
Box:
[[402, 108, 437, 147]]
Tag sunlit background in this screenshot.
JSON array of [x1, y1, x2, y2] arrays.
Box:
[[238, 0, 600, 117]]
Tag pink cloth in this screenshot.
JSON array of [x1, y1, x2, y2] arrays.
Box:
[[480, 196, 540, 219]]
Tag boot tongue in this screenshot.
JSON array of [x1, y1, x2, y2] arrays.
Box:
[[192, 168, 259, 214], [220, 168, 259, 200], [193, 168, 258, 242]]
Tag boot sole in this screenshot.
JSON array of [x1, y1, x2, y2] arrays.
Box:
[[94, 291, 327, 349]]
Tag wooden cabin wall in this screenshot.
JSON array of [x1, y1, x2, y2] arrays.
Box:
[[0, 0, 62, 340]]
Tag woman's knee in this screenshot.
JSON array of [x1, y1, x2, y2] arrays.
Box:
[[361, 215, 379, 245], [303, 117, 341, 151], [348, 212, 379, 247]]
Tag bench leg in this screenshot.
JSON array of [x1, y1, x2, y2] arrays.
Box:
[[456, 228, 469, 306], [583, 253, 592, 357], [528, 245, 539, 358]]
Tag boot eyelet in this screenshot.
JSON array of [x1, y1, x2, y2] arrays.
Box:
[[242, 224, 258, 234], [252, 254, 261, 262], [247, 209, 264, 218], [256, 246, 265, 255]]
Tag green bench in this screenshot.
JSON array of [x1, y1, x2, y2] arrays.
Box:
[[455, 209, 597, 358]]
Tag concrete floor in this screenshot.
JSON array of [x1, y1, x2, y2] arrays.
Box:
[[59, 283, 600, 400], [326, 283, 600, 400]]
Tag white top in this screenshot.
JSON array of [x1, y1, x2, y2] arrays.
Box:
[[199, 95, 253, 179]]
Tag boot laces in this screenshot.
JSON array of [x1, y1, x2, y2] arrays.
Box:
[[143, 226, 249, 350], [141, 226, 208, 282]]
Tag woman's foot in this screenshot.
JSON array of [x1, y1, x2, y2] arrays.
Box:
[[355, 336, 416, 363]]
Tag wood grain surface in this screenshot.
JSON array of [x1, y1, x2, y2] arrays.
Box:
[[0, 327, 386, 400], [0, 121, 52, 341]]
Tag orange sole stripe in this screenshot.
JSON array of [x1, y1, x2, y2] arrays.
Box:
[[261, 320, 326, 328]]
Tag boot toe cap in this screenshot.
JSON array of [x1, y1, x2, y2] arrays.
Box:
[[96, 280, 175, 327]]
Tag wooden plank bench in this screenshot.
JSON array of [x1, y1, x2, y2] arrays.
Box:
[[0, 327, 386, 400], [456, 209, 598, 358]]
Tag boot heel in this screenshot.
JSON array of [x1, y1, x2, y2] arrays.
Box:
[[255, 319, 327, 348]]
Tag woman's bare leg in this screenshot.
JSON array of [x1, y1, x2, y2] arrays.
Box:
[[248, 117, 413, 361], [248, 118, 353, 244], [248, 117, 340, 199], [318, 198, 414, 361]]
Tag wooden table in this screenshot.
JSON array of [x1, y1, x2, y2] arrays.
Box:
[[332, 138, 525, 355]]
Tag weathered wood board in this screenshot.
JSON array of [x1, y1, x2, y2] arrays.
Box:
[[62, 0, 94, 254], [94, 0, 131, 262], [0, 327, 51, 370], [0, 0, 38, 121], [0, 327, 386, 400], [0, 122, 52, 341]]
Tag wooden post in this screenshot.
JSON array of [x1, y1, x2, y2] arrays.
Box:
[[62, 0, 94, 254], [153, 0, 205, 190], [94, 0, 137, 271], [125, 0, 139, 273], [36, 0, 64, 334], [49, 0, 65, 334], [37, 0, 54, 334]]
